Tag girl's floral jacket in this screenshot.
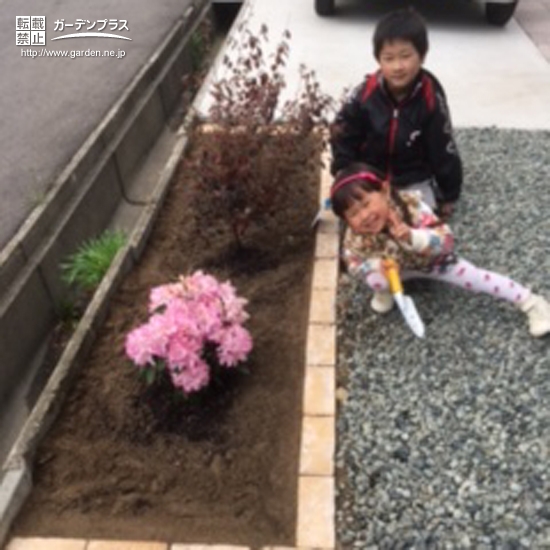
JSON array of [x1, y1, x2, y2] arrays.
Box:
[[343, 191, 456, 277]]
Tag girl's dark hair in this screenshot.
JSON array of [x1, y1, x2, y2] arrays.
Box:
[[373, 7, 428, 60], [331, 162, 412, 225], [331, 163, 384, 219]]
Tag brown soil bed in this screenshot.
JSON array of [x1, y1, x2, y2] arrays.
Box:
[[12, 131, 321, 546]]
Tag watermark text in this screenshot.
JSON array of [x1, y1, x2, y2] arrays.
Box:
[[21, 48, 126, 59]]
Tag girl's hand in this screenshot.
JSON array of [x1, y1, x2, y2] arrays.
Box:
[[387, 209, 411, 242]]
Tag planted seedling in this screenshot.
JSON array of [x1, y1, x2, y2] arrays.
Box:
[[61, 229, 126, 293]]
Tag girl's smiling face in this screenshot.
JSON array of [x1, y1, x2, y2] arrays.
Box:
[[343, 183, 391, 235], [378, 39, 423, 100]]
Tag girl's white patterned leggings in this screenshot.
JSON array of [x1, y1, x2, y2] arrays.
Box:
[[365, 258, 530, 305]]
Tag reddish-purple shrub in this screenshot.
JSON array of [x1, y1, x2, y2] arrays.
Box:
[[189, 24, 335, 247]]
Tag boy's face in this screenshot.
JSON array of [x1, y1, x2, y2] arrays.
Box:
[[378, 39, 423, 100]]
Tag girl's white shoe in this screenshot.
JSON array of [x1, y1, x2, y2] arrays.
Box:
[[520, 293, 550, 337], [371, 290, 394, 314]]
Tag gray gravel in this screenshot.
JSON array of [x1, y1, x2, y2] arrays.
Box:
[[336, 128, 550, 549]]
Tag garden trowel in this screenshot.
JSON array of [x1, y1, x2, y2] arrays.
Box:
[[382, 258, 425, 338]]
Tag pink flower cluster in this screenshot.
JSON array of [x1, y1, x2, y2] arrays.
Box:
[[125, 271, 253, 394]]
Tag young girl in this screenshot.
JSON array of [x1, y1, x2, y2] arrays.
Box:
[[331, 163, 550, 338]]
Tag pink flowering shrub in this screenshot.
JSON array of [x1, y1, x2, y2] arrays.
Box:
[[125, 271, 253, 395]]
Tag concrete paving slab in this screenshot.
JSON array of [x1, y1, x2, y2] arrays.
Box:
[[516, 0, 550, 59], [6, 538, 87, 550], [199, 0, 550, 129]]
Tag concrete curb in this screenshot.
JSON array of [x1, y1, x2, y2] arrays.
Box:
[[0, 0, 212, 434], [0, 467, 31, 548], [128, 128, 191, 262]]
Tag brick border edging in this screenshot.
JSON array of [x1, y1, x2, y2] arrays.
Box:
[[296, 148, 338, 550]]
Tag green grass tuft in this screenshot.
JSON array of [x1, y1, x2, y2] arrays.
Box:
[[61, 230, 126, 292]]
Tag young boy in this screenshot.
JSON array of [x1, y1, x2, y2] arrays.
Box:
[[330, 8, 462, 219]]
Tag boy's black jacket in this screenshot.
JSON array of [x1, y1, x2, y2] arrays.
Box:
[[330, 68, 462, 203]]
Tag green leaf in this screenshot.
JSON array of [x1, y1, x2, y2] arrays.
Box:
[[144, 368, 156, 386]]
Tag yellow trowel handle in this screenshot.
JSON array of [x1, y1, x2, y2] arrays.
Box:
[[382, 258, 403, 294]]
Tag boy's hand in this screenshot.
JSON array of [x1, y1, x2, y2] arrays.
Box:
[[387, 209, 411, 242], [437, 202, 455, 221]]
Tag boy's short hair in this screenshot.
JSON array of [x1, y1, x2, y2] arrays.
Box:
[[373, 7, 428, 60]]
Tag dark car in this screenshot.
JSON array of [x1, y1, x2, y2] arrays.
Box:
[[314, 0, 519, 26]]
